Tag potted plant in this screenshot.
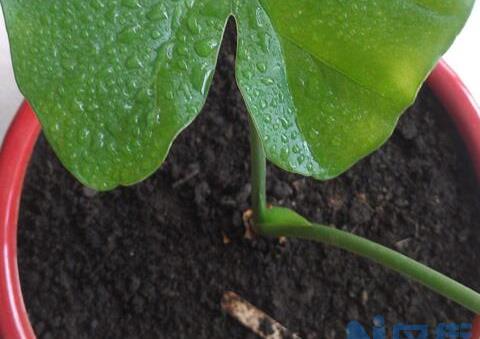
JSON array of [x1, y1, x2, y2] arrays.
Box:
[[1, 1, 479, 337]]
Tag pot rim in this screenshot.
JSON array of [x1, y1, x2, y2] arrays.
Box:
[[0, 60, 479, 338]]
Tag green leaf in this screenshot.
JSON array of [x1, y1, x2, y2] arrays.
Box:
[[1, 0, 231, 190], [1, 0, 474, 190], [237, 0, 474, 179]]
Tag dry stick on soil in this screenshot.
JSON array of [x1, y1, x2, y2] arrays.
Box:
[[222, 291, 302, 339], [172, 167, 200, 188]]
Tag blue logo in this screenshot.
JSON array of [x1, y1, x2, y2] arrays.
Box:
[[346, 315, 472, 339]]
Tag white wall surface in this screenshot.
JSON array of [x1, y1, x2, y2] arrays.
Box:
[[0, 10, 22, 143], [444, 1, 480, 107], [0, 3, 479, 143]]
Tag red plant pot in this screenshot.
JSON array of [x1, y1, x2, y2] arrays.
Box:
[[0, 60, 479, 338]]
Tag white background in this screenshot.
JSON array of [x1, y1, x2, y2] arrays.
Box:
[[1, 3, 479, 143], [0, 9, 22, 142]]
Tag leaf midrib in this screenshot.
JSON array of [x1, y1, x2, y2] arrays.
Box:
[[256, 0, 395, 104]]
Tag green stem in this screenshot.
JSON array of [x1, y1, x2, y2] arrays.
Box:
[[259, 221, 480, 314], [248, 116, 267, 225], [246, 115, 480, 314]]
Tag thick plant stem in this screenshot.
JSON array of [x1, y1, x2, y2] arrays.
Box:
[[248, 117, 267, 225], [259, 221, 480, 314]]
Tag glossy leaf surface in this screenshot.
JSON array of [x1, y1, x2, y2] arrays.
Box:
[[1, 0, 474, 189]]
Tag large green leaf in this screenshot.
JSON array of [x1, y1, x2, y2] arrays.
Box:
[[1, 0, 474, 190]]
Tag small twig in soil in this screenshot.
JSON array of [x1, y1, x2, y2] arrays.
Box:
[[242, 209, 256, 240], [394, 237, 412, 251], [222, 231, 232, 245], [221, 291, 302, 339], [172, 168, 200, 188], [278, 236, 288, 246]]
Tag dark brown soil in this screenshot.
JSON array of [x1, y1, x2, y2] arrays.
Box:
[[18, 22, 480, 339]]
